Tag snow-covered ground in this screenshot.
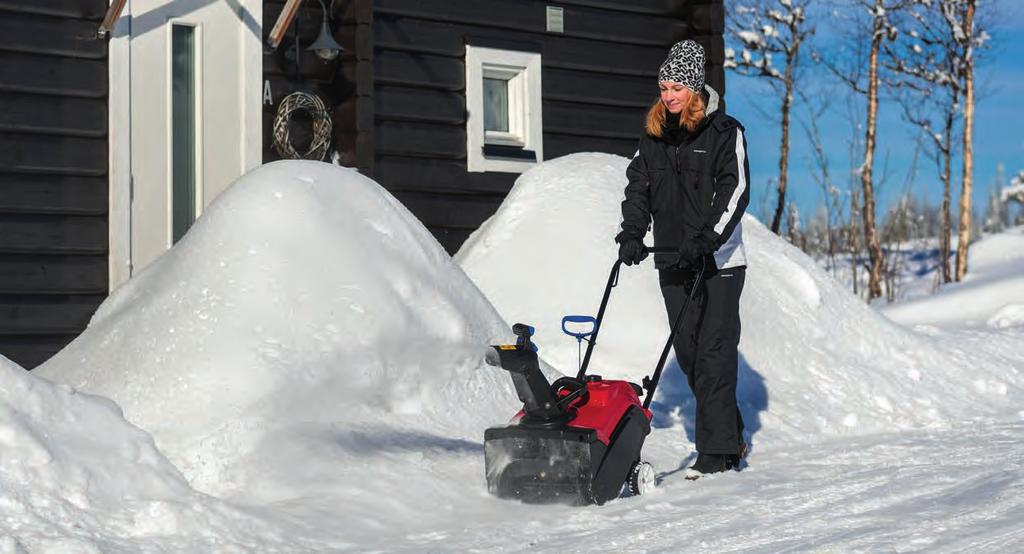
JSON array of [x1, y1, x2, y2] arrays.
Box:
[[881, 226, 1024, 330], [814, 238, 946, 302], [3, 157, 1021, 551]]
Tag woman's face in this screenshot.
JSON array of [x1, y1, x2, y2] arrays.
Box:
[[659, 82, 691, 114]]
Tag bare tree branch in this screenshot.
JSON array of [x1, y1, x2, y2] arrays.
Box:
[[726, 0, 816, 234]]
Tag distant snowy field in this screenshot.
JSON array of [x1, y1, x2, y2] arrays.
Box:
[[881, 226, 1024, 329], [1, 157, 1019, 551]]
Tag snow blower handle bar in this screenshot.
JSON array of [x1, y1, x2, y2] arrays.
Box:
[[641, 256, 706, 410], [574, 245, 679, 382]]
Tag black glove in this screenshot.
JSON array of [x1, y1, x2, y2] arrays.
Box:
[[617, 238, 648, 266], [677, 235, 716, 268]]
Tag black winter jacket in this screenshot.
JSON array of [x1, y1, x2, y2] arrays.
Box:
[[619, 87, 751, 270]]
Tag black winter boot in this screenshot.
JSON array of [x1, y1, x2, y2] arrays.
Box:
[[684, 453, 728, 480], [725, 441, 749, 471]]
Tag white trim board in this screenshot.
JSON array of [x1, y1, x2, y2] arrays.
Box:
[[108, 0, 132, 290]]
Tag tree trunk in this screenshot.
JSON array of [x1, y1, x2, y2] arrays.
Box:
[[861, 0, 886, 300], [849, 189, 861, 297], [770, 47, 798, 235], [827, 218, 837, 276], [940, 111, 953, 284], [955, 0, 975, 282]]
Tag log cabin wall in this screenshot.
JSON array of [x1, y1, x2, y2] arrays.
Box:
[[262, 0, 362, 166], [0, 0, 720, 369], [371, 0, 725, 251], [264, 0, 724, 254], [0, 0, 110, 369]]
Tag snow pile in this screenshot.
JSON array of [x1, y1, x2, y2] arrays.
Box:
[[21, 156, 1024, 551], [38, 161, 515, 507], [458, 154, 1023, 445], [0, 356, 286, 551], [882, 226, 1024, 329], [457, 153, 666, 378], [0, 354, 185, 549]]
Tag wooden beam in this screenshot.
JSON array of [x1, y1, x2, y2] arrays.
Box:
[[0, 334, 79, 370], [97, 0, 128, 39], [267, 0, 304, 50], [354, 0, 374, 176], [0, 255, 108, 295]]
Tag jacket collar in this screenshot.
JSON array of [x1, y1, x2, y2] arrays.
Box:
[[704, 84, 720, 117]]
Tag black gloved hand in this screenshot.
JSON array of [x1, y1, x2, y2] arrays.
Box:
[[617, 238, 648, 266], [677, 235, 716, 268]]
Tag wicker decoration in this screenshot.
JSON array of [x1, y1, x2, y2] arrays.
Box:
[[272, 91, 333, 161]]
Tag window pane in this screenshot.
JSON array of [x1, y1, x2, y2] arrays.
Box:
[[172, 24, 196, 243], [483, 77, 509, 133]]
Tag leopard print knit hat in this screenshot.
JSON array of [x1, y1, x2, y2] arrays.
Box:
[[658, 39, 705, 93]]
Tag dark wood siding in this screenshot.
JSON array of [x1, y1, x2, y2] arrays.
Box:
[[371, 0, 725, 253], [261, 1, 724, 254], [0, 1, 109, 369], [262, 0, 361, 166]]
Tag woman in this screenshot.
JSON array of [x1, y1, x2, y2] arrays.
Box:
[[616, 39, 751, 479]]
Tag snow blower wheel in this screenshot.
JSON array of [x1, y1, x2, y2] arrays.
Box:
[[628, 461, 656, 496]]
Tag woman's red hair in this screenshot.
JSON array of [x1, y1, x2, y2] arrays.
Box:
[[645, 90, 706, 137]]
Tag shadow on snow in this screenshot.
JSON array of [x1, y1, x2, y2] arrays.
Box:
[[330, 427, 483, 456], [649, 352, 768, 452]]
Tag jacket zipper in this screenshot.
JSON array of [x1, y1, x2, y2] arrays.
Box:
[[675, 146, 680, 173]]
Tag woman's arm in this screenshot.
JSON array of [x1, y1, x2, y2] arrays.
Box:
[[701, 124, 750, 246], [618, 142, 653, 242]]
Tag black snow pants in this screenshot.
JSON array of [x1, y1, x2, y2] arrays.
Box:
[[659, 259, 746, 455]]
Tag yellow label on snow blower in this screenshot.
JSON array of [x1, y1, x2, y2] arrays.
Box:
[[497, 345, 517, 350]]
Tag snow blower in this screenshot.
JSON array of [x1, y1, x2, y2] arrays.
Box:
[[483, 247, 705, 505]]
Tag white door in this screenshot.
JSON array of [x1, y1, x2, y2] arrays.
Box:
[[114, 0, 262, 280]]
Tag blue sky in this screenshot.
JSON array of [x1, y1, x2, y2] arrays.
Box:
[[725, 1, 1024, 226]]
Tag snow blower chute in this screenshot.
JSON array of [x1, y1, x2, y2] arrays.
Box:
[[483, 247, 704, 505]]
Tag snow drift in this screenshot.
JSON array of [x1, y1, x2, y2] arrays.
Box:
[[882, 226, 1024, 329], [28, 155, 1024, 551], [457, 153, 1023, 446], [38, 161, 517, 503], [0, 355, 291, 552], [0, 354, 187, 550]]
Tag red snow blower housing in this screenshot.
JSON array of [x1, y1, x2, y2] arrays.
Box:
[[484, 247, 704, 505]]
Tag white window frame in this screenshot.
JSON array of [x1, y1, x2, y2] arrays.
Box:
[[465, 45, 543, 173], [481, 67, 524, 147]]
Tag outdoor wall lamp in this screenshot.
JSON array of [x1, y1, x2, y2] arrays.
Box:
[[307, 0, 344, 61]]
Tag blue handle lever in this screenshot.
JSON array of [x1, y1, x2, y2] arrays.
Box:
[[561, 315, 597, 339]]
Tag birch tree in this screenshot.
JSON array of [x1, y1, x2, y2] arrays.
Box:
[[885, 0, 991, 282], [825, 0, 914, 300], [725, 0, 814, 235], [948, 0, 978, 281], [885, 4, 962, 283]]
